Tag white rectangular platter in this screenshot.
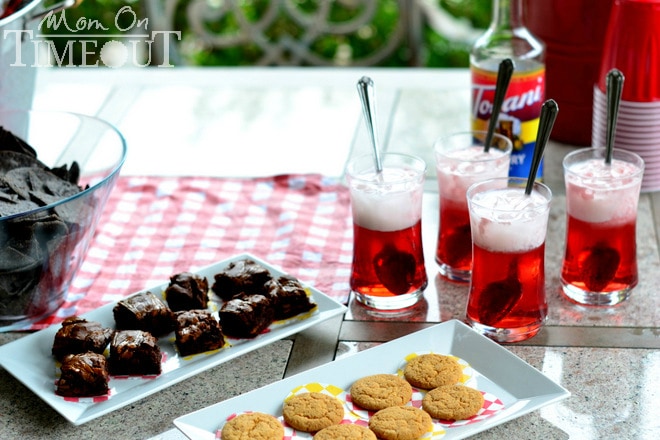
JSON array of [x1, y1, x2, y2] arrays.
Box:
[[174, 319, 570, 440], [0, 253, 347, 425]]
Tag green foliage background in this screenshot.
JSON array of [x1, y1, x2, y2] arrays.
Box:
[[42, 0, 491, 67]]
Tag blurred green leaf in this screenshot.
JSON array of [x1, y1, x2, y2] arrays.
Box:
[[41, 0, 491, 67]]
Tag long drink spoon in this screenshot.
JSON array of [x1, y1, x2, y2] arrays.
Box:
[[605, 68, 624, 165], [356, 76, 383, 174], [484, 58, 515, 152], [525, 99, 559, 195]]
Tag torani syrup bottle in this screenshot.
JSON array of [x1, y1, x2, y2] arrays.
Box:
[[470, 0, 545, 179]]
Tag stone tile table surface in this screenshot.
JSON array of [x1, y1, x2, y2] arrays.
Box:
[[0, 68, 658, 440]]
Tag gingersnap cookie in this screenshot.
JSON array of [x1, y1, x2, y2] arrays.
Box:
[[282, 391, 344, 432], [221, 412, 284, 440], [350, 373, 413, 411], [368, 405, 432, 440], [313, 423, 377, 440], [422, 384, 484, 421], [403, 353, 462, 389]]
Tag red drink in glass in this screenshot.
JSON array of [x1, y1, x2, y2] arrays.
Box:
[[436, 197, 472, 275], [465, 177, 552, 343], [435, 131, 512, 282], [561, 216, 637, 294], [350, 220, 427, 298], [561, 148, 644, 305], [467, 244, 547, 334], [347, 153, 427, 310]]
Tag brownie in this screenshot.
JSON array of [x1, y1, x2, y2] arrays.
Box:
[[264, 275, 316, 320], [174, 310, 225, 356], [108, 330, 162, 376], [51, 316, 113, 361], [211, 259, 272, 301], [165, 272, 209, 312], [56, 352, 109, 397], [113, 291, 175, 336], [218, 295, 274, 338]]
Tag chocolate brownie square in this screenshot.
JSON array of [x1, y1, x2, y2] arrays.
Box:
[[218, 295, 274, 338], [113, 291, 175, 336], [52, 316, 113, 361], [174, 310, 225, 356], [56, 352, 109, 397], [264, 275, 316, 320], [211, 259, 272, 301], [165, 272, 209, 312], [108, 330, 162, 376]]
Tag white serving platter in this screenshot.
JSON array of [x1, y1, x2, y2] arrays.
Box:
[[0, 253, 347, 425], [174, 319, 570, 440]]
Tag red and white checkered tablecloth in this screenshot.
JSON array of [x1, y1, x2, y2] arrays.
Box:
[[30, 174, 353, 330]]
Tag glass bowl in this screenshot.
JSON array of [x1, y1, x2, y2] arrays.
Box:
[[0, 110, 127, 331]]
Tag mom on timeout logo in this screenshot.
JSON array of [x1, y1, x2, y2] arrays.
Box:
[[4, 5, 180, 67]]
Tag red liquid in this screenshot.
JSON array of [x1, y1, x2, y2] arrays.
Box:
[[561, 215, 637, 292], [435, 196, 472, 273], [467, 244, 547, 331], [350, 221, 427, 297]]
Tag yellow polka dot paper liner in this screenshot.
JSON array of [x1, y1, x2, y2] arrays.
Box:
[[214, 369, 503, 439]]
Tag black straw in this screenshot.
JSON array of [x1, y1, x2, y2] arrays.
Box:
[[525, 99, 559, 195], [605, 69, 624, 165], [484, 58, 515, 152]]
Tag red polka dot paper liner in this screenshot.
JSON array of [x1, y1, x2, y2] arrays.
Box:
[[53, 384, 116, 403], [53, 352, 167, 403], [213, 354, 504, 439]]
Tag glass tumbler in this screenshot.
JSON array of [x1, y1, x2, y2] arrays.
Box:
[[346, 153, 428, 310]]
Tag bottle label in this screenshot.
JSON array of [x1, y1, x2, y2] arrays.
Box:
[[470, 65, 546, 179]]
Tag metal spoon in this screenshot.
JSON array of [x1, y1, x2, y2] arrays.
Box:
[[484, 58, 515, 153], [525, 99, 559, 195], [605, 68, 624, 165], [356, 76, 383, 174]]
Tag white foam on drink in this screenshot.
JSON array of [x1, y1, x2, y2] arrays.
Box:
[[437, 146, 510, 202], [350, 168, 424, 232], [470, 187, 550, 252], [566, 158, 642, 224]]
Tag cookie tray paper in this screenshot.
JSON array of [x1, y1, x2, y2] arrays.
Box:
[[0, 253, 347, 426], [174, 319, 570, 440]]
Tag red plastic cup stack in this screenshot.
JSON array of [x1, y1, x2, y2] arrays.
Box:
[[592, 0, 660, 192]]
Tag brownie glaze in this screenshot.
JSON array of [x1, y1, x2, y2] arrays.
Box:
[[56, 352, 109, 397], [264, 275, 316, 320], [165, 272, 209, 312], [212, 259, 272, 301], [174, 309, 224, 356], [218, 295, 274, 338], [113, 291, 175, 336], [108, 330, 162, 376], [52, 316, 113, 361]]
